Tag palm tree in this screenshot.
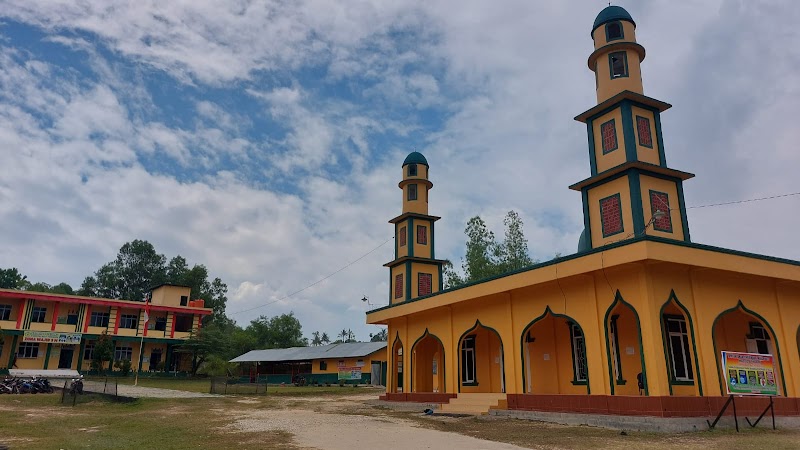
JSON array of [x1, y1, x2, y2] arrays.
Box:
[[339, 329, 348, 342], [347, 329, 355, 342], [321, 332, 330, 344], [311, 331, 322, 346]]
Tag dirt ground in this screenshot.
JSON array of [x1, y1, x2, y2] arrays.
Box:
[[224, 392, 527, 449]]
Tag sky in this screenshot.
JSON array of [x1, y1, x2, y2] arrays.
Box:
[[1, 0, 798, 343]]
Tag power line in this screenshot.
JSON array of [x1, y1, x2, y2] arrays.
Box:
[[687, 192, 800, 209], [229, 236, 393, 316]]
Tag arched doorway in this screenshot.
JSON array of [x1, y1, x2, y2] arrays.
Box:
[[391, 334, 404, 393], [411, 330, 445, 393], [521, 306, 589, 394], [603, 291, 646, 395], [658, 291, 702, 396], [712, 301, 786, 396], [457, 321, 505, 393]]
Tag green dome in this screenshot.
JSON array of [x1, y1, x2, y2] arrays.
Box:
[[592, 6, 635, 35], [403, 151, 429, 167], [577, 228, 591, 253]]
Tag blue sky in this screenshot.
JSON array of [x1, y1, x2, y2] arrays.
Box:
[[1, 0, 798, 342]]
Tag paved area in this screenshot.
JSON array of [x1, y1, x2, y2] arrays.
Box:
[[116, 384, 218, 398]]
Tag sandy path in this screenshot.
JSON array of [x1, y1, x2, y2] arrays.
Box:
[[116, 384, 217, 398], [227, 393, 526, 450]]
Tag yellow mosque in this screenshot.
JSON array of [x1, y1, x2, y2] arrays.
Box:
[[366, 6, 800, 420]]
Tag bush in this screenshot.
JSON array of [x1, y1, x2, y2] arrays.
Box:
[[114, 359, 132, 376]]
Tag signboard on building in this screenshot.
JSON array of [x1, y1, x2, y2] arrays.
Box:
[[721, 351, 778, 396], [22, 331, 82, 345], [338, 366, 362, 380]]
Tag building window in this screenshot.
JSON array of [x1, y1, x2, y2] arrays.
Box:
[[636, 116, 653, 148], [600, 119, 618, 154], [569, 323, 588, 382], [154, 317, 167, 331], [119, 314, 138, 329], [0, 304, 11, 320], [748, 323, 771, 355], [114, 346, 133, 361], [399, 226, 407, 247], [609, 51, 628, 78], [417, 225, 427, 245], [605, 21, 624, 41], [407, 164, 417, 177], [320, 360, 327, 371], [461, 336, 476, 384], [664, 316, 693, 381], [90, 311, 110, 327], [609, 316, 623, 383], [31, 306, 47, 323], [180, 295, 189, 306], [407, 184, 417, 201], [66, 313, 79, 325], [84, 343, 95, 361], [394, 274, 403, 299], [18, 342, 39, 358], [418, 273, 432, 296], [649, 191, 673, 233], [174, 314, 193, 332], [600, 194, 624, 237]]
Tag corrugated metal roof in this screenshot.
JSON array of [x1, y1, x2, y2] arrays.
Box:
[[229, 341, 387, 363]]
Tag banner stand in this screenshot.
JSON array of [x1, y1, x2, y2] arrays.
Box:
[[745, 396, 776, 430], [707, 395, 739, 432]]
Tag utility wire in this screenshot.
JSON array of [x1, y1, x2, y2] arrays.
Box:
[[686, 192, 800, 209], [229, 236, 393, 316]]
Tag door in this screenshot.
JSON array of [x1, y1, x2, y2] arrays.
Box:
[[371, 361, 381, 386], [58, 348, 74, 369], [149, 350, 162, 371]]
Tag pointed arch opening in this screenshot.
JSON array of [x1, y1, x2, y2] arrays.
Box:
[[712, 301, 787, 396], [658, 291, 702, 396], [603, 291, 647, 395], [410, 329, 445, 393], [457, 321, 505, 393], [391, 333, 404, 393], [520, 307, 590, 395]]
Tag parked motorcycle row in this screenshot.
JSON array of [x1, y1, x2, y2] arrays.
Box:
[[0, 376, 54, 394]]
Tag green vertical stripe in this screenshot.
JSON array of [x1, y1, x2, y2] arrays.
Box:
[[587, 120, 598, 176], [7, 335, 18, 369], [405, 261, 412, 300], [628, 171, 645, 236], [408, 218, 414, 257], [43, 344, 52, 369], [620, 101, 637, 163]]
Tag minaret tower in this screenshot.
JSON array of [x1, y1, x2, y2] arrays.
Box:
[[572, 6, 693, 251], [385, 152, 446, 304]]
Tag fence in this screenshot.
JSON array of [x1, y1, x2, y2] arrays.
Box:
[[210, 377, 267, 395]]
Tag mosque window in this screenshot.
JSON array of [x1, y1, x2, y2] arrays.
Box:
[[636, 116, 653, 148], [600, 194, 623, 237], [747, 323, 771, 355], [418, 273, 432, 296], [569, 323, 588, 383], [605, 21, 624, 41], [417, 225, 427, 245], [399, 226, 407, 247], [408, 184, 418, 201], [394, 274, 403, 299], [407, 164, 417, 177], [664, 316, 693, 381], [649, 191, 672, 233], [461, 336, 476, 384], [600, 119, 618, 154], [609, 51, 628, 78]]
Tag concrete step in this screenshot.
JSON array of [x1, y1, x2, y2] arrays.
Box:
[[439, 393, 507, 415]]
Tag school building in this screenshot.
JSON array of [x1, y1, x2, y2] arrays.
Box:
[[231, 342, 388, 385], [0, 283, 212, 374], [366, 6, 800, 418]]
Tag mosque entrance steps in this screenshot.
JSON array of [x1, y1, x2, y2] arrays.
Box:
[[439, 393, 508, 415]]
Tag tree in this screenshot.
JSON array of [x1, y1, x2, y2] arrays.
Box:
[[498, 211, 534, 272], [50, 282, 75, 295], [462, 216, 501, 282], [164, 256, 229, 325], [247, 312, 307, 349], [311, 331, 322, 346], [91, 332, 114, 374], [321, 332, 330, 345], [370, 328, 388, 342], [0, 268, 27, 289], [177, 323, 231, 375]]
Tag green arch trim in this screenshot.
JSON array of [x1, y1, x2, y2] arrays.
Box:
[[391, 332, 403, 393], [409, 328, 446, 393], [519, 306, 591, 394], [658, 290, 703, 396], [711, 300, 788, 396], [602, 291, 648, 396], [456, 320, 506, 394]]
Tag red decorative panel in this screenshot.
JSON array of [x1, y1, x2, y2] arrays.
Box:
[[601, 120, 618, 154], [600, 194, 623, 237], [418, 273, 432, 296], [399, 226, 407, 247], [637, 116, 653, 147], [649, 191, 672, 232], [394, 274, 403, 299], [417, 225, 427, 245]]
